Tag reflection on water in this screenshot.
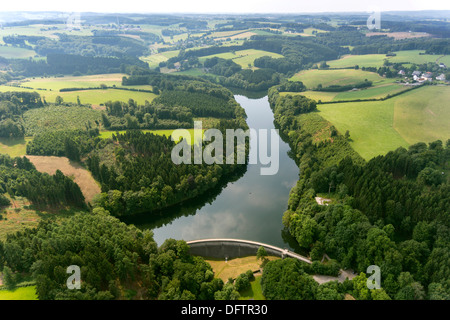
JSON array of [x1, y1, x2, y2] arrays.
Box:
[[123, 95, 302, 251]]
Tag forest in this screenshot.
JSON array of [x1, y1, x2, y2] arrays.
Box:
[[269, 87, 450, 300]]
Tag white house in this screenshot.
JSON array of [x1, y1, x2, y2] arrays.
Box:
[[436, 74, 446, 81]]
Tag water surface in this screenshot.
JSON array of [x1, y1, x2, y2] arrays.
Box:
[[127, 95, 301, 250]]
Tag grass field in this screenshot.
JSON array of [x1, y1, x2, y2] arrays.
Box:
[[393, 85, 450, 144], [204, 256, 279, 283], [0, 86, 157, 106], [290, 69, 388, 89], [282, 83, 408, 102], [16, 74, 126, 90], [318, 97, 409, 160], [327, 54, 387, 68], [0, 286, 38, 300], [327, 50, 450, 69], [1, 74, 157, 105], [0, 46, 37, 59], [0, 137, 32, 158], [318, 85, 450, 160], [140, 50, 180, 68], [26, 155, 101, 203], [387, 50, 450, 66], [198, 49, 283, 69], [239, 275, 266, 300]]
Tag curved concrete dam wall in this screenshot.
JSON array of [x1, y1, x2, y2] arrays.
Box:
[[186, 238, 311, 264]]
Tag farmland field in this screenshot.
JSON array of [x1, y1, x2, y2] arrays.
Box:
[[327, 50, 450, 69], [318, 85, 450, 160], [0, 286, 38, 300], [281, 83, 408, 102], [0, 86, 157, 106], [0, 73, 157, 105], [0, 46, 37, 59], [318, 96, 409, 160], [393, 85, 450, 144], [15, 73, 126, 90], [198, 49, 283, 68], [386, 50, 450, 66], [140, 50, 180, 68], [290, 69, 389, 89], [327, 54, 387, 68]]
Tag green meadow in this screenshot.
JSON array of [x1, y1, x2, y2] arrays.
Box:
[[290, 69, 388, 89], [0, 46, 37, 59], [239, 276, 266, 300], [0, 137, 32, 158], [326, 50, 450, 69], [318, 97, 409, 160], [318, 86, 450, 160], [198, 49, 283, 68], [282, 83, 408, 102], [140, 50, 180, 68], [387, 50, 450, 66], [393, 85, 450, 144], [327, 54, 387, 68], [0, 74, 157, 105], [0, 286, 38, 300]]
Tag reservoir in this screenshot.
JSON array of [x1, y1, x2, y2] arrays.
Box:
[[125, 95, 301, 251]]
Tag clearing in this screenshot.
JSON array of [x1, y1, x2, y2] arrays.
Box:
[[25, 155, 101, 204], [0, 46, 37, 59], [0, 137, 32, 158], [0, 286, 38, 300], [204, 255, 279, 283]]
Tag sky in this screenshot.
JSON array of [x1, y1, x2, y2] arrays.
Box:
[[0, 0, 449, 14]]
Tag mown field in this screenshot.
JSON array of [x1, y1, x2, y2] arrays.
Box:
[[204, 256, 279, 283], [290, 69, 389, 89], [198, 49, 284, 69], [0, 286, 38, 300], [318, 85, 450, 160]]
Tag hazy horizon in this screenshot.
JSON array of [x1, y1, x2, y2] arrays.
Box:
[[0, 0, 449, 14]]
